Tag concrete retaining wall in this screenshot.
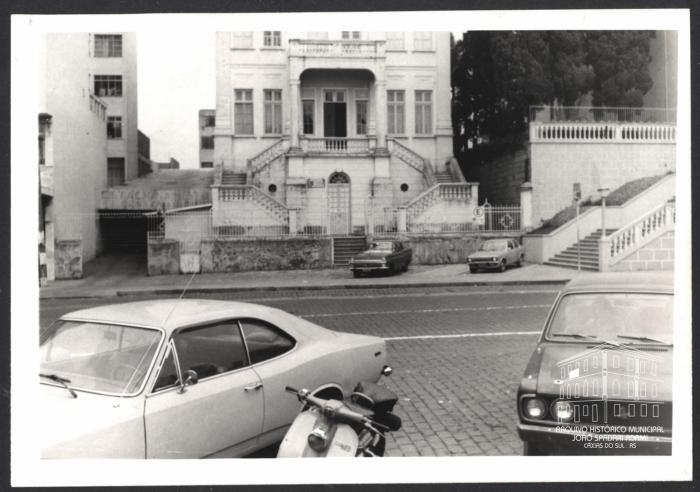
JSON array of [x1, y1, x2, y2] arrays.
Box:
[[148, 239, 180, 276], [375, 234, 519, 265], [55, 240, 83, 279], [611, 231, 675, 272], [200, 237, 333, 273]]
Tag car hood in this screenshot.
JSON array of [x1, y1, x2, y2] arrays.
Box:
[[534, 343, 673, 401], [40, 383, 146, 458], [353, 251, 389, 260], [469, 251, 504, 259]]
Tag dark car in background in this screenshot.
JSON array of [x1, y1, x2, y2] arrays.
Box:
[[467, 238, 524, 273], [517, 272, 673, 455], [349, 240, 412, 277]]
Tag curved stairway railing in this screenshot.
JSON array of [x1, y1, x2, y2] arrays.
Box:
[[247, 138, 290, 181], [388, 139, 435, 186], [217, 185, 289, 224], [601, 200, 676, 270], [405, 183, 473, 221]]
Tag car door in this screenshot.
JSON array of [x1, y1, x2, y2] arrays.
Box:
[[143, 321, 264, 458], [238, 318, 308, 437], [506, 240, 516, 264]]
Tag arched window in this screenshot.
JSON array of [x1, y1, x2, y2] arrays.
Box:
[[329, 172, 350, 184]]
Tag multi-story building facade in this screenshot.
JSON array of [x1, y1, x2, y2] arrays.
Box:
[[90, 33, 139, 186], [199, 109, 216, 168], [37, 32, 138, 280], [211, 31, 470, 236]]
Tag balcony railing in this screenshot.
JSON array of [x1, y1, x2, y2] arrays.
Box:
[[289, 39, 385, 58], [530, 105, 676, 124], [89, 93, 107, 121], [301, 137, 371, 154], [530, 122, 676, 143]]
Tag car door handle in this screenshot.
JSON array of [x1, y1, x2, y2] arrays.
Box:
[[244, 382, 263, 391]]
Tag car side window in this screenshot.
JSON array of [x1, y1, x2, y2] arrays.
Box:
[[152, 344, 179, 392], [239, 319, 295, 365], [173, 321, 248, 381]]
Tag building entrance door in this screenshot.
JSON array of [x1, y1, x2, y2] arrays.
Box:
[[323, 90, 347, 150], [328, 172, 351, 235]]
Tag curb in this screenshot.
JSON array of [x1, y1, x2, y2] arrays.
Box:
[[111, 279, 569, 297]]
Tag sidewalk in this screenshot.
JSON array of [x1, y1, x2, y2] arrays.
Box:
[[39, 254, 594, 299]]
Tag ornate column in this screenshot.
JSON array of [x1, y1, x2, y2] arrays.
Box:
[[374, 79, 387, 150], [289, 79, 301, 149]]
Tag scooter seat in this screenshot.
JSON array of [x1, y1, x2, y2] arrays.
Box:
[[352, 381, 398, 414]]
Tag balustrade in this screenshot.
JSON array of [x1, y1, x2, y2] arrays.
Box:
[[289, 39, 384, 58], [531, 121, 676, 143]]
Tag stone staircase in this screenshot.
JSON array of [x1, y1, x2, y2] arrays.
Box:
[[221, 171, 247, 185], [333, 236, 367, 265], [544, 229, 617, 271], [433, 172, 453, 184]]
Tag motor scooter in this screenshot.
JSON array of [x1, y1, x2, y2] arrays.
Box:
[[277, 379, 402, 457]]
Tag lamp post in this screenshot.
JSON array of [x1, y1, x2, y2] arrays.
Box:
[[598, 187, 610, 238]]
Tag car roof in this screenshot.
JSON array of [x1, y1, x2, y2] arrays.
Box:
[[561, 272, 674, 294], [60, 299, 298, 334]]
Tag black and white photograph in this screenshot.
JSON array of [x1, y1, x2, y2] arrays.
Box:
[[10, 7, 692, 486]]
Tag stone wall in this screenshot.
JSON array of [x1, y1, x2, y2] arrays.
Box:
[[375, 234, 517, 265], [54, 240, 83, 279], [200, 237, 332, 273], [148, 239, 180, 276], [611, 231, 674, 272], [473, 149, 528, 205]]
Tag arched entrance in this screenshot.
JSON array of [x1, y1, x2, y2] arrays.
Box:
[[328, 172, 351, 235]]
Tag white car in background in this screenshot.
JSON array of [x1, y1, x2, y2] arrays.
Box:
[[40, 299, 390, 458]]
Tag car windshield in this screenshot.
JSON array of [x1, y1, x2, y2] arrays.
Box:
[[370, 241, 393, 252], [547, 292, 673, 344], [479, 240, 507, 252], [40, 320, 162, 395]]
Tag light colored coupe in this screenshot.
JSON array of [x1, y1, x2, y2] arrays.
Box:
[[40, 299, 389, 458]]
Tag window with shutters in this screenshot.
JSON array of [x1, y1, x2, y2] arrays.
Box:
[[387, 90, 405, 134], [264, 89, 283, 134], [234, 89, 254, 135], [415, 90, 433, 134]]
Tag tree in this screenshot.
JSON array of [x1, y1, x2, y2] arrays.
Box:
[[452, 30, 654, 160], [586, 31, 654, 107]]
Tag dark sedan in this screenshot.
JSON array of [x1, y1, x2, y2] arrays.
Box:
[[349, 240, 412, 277], [517, 272, 673, 455]]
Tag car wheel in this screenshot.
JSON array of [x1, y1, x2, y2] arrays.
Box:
[[499, 260, 507, 272]]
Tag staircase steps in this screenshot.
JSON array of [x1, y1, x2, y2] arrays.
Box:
[[543, 229, 617, 271], [433, 172, 453, 184], [221, 172, 247, 185], [333, 236, 367, 265]]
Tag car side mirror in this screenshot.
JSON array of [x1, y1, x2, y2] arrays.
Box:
[[178, 369, 198, 393]]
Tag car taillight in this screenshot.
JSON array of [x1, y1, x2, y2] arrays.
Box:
[[551, 400, 573, 422], [523, 398, 547, 419]]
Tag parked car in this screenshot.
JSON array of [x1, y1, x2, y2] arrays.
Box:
[[39, 299, 391, 458], [517, 272, 673, 455], [467, 238, 523, 273], [349, 240, 412, 277]]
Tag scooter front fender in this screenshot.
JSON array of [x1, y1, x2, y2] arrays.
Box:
[[277, 411, 359, 458]]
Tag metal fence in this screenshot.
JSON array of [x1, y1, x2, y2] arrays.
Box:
[[529, 105, 677, 124]]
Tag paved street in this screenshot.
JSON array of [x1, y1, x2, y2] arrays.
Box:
[[39, 284, 559, 456]]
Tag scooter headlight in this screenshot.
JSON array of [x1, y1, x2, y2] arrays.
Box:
[[308, 426, 330, 452]]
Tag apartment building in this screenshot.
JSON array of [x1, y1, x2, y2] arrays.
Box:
[[37, 32, 138, 280], [199, 109, 216, 168]]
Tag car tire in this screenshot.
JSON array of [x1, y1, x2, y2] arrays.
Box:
[[499, 260, 507, 272]]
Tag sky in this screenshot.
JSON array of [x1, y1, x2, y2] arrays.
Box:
[[137, 31, 215, 167]]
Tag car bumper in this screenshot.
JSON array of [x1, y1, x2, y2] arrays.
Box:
[[468, 262, 501, 268], [517, 423, 672, 455], [351, 265, 390, 272]]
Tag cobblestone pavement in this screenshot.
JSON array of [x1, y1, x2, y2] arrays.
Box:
[[39, 285, 559, 456]]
